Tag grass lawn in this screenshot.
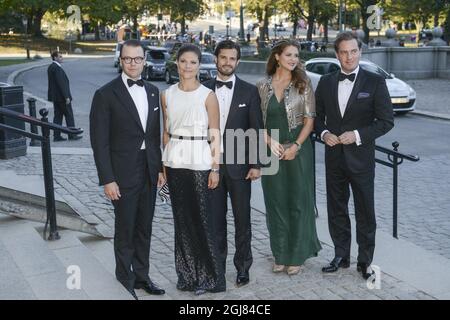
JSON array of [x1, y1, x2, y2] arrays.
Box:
[[0, 34, 115, 55], [0, 59, 31, 67]]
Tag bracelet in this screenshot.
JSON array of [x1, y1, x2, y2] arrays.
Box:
[[294, 141, 302, 150], [211, 168, 219, 173]]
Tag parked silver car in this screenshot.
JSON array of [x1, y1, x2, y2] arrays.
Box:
[[305, 58, 416, 114]]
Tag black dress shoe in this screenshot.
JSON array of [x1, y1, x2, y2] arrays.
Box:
[[68, 135, 83, 141], [357, 263, 375, 280], [126, 288, 139, 300], [134, 281, 165, 295], [236, 272, 250, 287], [322, 257, 350, 273], [53, 136, 67, 142]]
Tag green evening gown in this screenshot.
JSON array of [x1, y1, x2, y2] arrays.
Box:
[[261, 95, 322, 266]]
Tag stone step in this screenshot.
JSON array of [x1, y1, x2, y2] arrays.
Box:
[[0, 229, 36, 299], [0, 214, 88, 300], [78, 235, 116, 276], [43, 230, 133, 300], [78, 234, 172, 300]]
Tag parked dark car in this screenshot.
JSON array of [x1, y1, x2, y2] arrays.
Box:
[[163, 41, 183, 55], [143, 46, 170, 80], [165, 52, 217, 84], [419, 29, 433, 41], [117, 40, 162, 73], [299, 41, 318, 52]]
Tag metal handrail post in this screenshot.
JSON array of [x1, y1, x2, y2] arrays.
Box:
[[27, 97, 40, 146], [39, 108, 60, 241]]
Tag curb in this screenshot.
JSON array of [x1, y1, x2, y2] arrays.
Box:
[[410, 110, 450, 121]]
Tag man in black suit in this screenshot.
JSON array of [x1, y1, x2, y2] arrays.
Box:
[[47, 51, 82, 141], [315, 32, 394, 280], [90, 40, 165, 299], [203, 40, 263, 288]]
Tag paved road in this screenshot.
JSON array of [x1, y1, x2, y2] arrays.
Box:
[[10, 57, 450, 260]]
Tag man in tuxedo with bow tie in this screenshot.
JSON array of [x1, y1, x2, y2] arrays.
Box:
[[47, 51, 82, 141], [315, 32, 394, 280], [203, 40, 263, 288], [90, 40, 165, 299]]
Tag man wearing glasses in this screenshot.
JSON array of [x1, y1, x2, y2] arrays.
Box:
[[90, 39, 165, 300]]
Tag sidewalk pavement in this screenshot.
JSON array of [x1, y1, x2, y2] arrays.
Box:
[[0, 149, 449, 300]]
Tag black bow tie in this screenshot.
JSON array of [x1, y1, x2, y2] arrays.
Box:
[[216, 80, 233, 89], [338, 73, 356, 82], [127, 78, 144, 87]]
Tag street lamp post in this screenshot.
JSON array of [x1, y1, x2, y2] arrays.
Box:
[[239, 0, 245, 42], [22, 16, 30, 59], [273, 8, 277, 40]]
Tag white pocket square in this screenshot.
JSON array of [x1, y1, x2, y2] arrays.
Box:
[[153, 107, 159, 111], [238, 103, 247, 108]]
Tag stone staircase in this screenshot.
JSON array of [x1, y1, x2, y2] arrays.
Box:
[[0, 212, 133, 300]]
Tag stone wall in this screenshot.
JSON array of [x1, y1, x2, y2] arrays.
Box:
[[238, 46, 450, 80]]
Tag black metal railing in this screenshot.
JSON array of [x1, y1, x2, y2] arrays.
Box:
[[0, 105, 83, 241], [310, 133, 419, 239]]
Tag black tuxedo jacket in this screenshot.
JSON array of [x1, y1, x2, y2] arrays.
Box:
[[315, 67, 394, 173], [203, 76, 263, 179], [47, 62, 72, 103], [90, 76, 162, 188]]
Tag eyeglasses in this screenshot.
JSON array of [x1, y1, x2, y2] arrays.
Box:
[[121, 56, 144, 64]]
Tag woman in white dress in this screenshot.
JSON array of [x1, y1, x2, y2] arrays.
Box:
[[161, 44, 225, 295]]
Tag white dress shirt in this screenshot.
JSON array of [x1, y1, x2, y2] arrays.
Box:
[[53, 60, 62, 68], [215, 74, 236, 152], [121, 72, 148, 150], [321, 66, 362, 146]]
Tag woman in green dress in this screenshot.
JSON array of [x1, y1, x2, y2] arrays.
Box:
[[256, 40, 321, 275]]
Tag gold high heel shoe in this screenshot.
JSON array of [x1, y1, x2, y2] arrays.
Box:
[[272, 264, 286, 273], [287, 266, 301, 275]]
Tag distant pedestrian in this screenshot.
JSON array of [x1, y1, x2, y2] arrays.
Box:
[[47, 51, 82, 141]]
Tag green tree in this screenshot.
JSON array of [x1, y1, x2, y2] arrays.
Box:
[[246, 0, 277, 44], [121, 0, 150, 33], [278, 0, 336, 41], [161, 0, 206, 35], [317, 1, 337, 43], [78, 0, 123, 40], [384, 0, 449, 40], [298, 0, 321, 41], [0, 0, 75, 37], [348, 0, 378, 44], [279, 0, 303, 38]]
